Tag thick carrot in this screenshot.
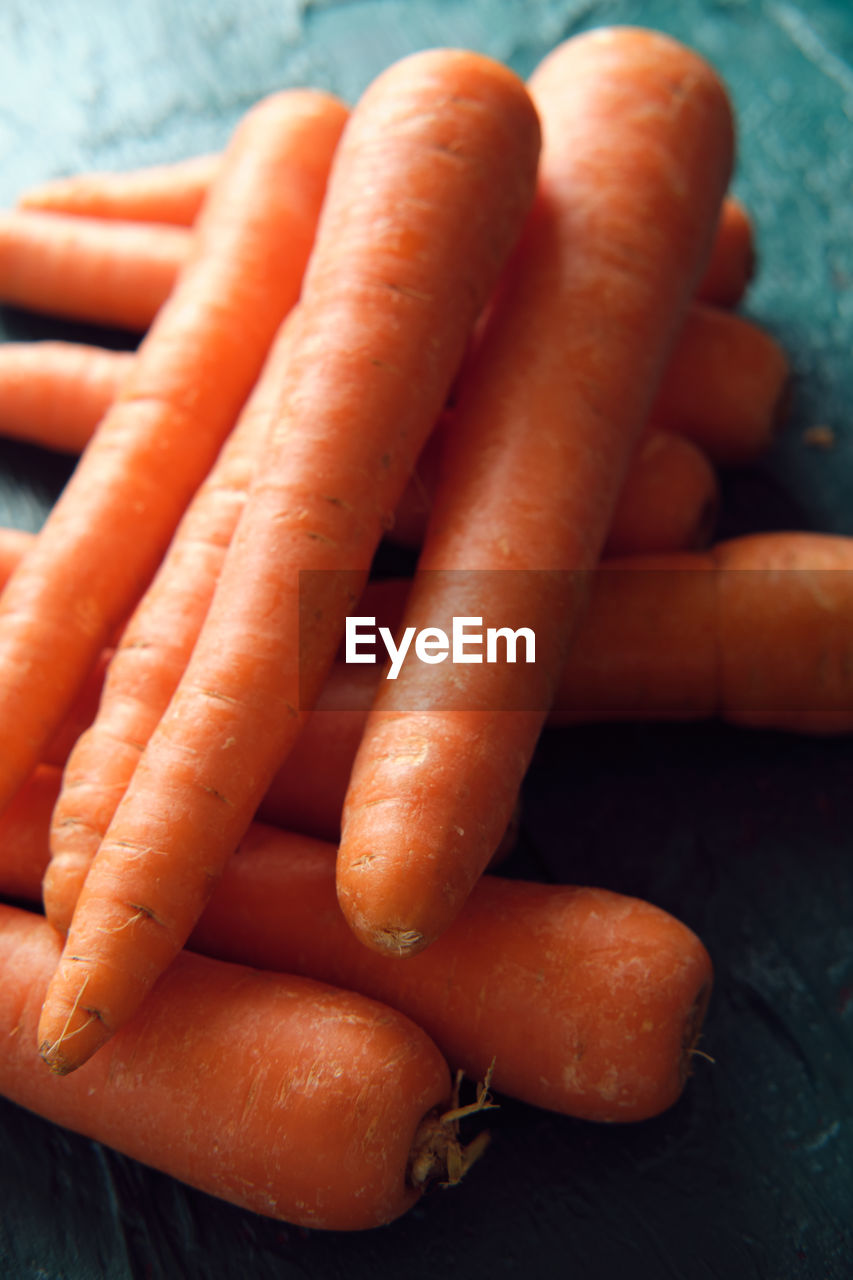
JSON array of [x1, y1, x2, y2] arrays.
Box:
[[0, 89, 349, 817], [0, 341, 135, 454], [649, 300, 790, 464], [35, 49, 542, 1075], [553, 531, 853, 733], [43, 319, 300, 935], [336, 27, 735, 957], [3, 766, 712, 1123], [605, 429, 719, 555], [0, 898, 474, 1230], [696, 195, 755, 306], [17, 153, 220, 226], [0, 211, 189, 331]]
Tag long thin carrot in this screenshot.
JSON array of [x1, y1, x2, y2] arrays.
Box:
[[0, 88, 349, 818], [336, 27, 735, 957], [17, 153, 220, 226], [0, 211, 190, 331], [0, 341, 135, 454], [36, 49, 542, 1075], [696, 194, 755, 306], [649, 300, 790, 464], [43, 319, 299, 934], [3, 765, 711, 1124], [0, 897, 476, 1230]]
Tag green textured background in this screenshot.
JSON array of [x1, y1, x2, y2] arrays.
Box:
[[0, 2, 851, 1277]]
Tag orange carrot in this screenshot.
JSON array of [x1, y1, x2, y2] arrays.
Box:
[[0, 897, 474, 1229], [553, 531, 853, 733], [43, 319, 300, 935], [336, 27, 735, 957], [0, 299, 783, 467], [3, 766, 711, 1124], [650, 300, 790, 464], [0, 526, 33, 584], [605, 429, 719, 556], [36, 49, 542, 1075], [0, 89, 349, 818], [14, 157, 751, 311], [695, 195, 755, 306], [0, 211, 189, 331], [0, 341, 135, 454], [392, 421, 721, 556], [17, 153, 220, 226]]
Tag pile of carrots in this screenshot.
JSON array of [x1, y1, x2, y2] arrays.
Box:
[[0, 25, 844, 1232]]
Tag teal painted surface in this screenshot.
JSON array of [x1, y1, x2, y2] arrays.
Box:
[[0, 2, 851, 1276]]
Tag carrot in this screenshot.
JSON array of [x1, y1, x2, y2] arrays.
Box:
[[3, 766, 712, 1123], [35, 49, 542, 1075], [0, 211, 189, 331], [604, 429, 719, 556], [17, 153, 220, 226], [336, 27, 735, 957], [553, 531, 853, 733], [0, 333, 723, 560], [14, 157, 751, 311], [0, 898, 480, 1230], [649, 300, 790, 464], [695, 195, 755, 307], [0, 88, 349, 818], [0, 526, 33, 584], [43, 319, 300, 935], [0, 297, 783, 467], [0, 341, 135, 454], [392, 421, 721, 556]]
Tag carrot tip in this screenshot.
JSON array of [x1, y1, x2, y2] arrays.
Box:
[[408, 1067, 495, 1190], [680, 979, 713, 1087]]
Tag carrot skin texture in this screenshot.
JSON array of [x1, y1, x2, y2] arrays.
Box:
[[605, 429, 719, 555], [649, 301, 790, 465], [17, 153, 220, 226], [552, 531, 853, 732], [0, 342, 135, 454], [2, 772, 711, 1123], [0, 89, 349, 816], [0, 900, 454, 1229], [0, 211, 189, 330], [392, 422, 721, 556], [36, 50, 542, 1074], [337, 27, 735, 956]]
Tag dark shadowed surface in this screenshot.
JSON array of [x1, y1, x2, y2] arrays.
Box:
[[1, 2, 851, 1277]]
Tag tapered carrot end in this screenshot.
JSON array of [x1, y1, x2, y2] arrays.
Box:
[[37, 970, 112, 1076]]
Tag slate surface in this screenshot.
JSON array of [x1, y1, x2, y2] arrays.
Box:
[[0, 2, 851, 1277]]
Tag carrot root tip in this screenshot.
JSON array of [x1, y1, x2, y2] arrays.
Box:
[[408, 1067, 496, 1190], [680, 980, 713, 1086], [373, 925, 427, 956]]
